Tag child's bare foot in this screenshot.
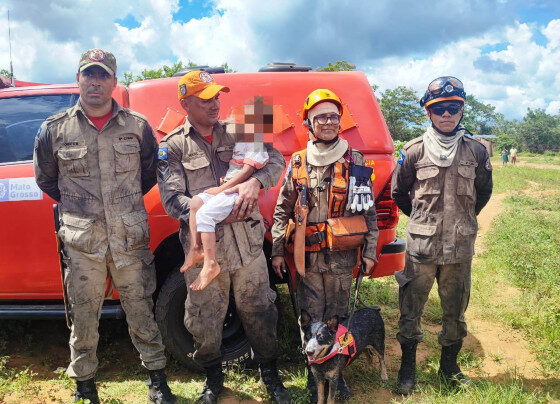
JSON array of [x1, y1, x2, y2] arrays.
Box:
[[180, 247, 204, 273], [190, 260, 221, 290]]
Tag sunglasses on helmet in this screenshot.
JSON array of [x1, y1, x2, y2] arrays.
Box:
[[314, 113, 341, 125], [429, 103, 463, 116], [420, 76, 466, 107], [427, 76, 464, 96]]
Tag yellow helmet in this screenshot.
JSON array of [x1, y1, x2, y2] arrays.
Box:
[[302, 89, 343, 122]]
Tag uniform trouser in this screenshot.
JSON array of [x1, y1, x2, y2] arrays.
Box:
[[396, 256, 472, 347], [184, 251, 278, 367], [296, 270, 354, 322], [64, 246, 166, 381]]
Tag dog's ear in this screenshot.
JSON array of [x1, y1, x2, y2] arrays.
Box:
[[326, 315, 339, 332], [299, 309, 312, 329]]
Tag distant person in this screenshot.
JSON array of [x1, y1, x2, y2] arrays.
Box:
[[510, 146, 517, 165], [34, 49, 175, 404], [501, 147, 509, 165], [392, 76, 493, 395]]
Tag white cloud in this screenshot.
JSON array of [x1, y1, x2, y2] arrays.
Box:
[[0, 1, 558, 120]]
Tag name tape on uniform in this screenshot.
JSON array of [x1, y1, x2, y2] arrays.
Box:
[[0, 178, 43, 202]]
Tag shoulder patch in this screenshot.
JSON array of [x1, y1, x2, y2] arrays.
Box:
[[484, 158, 492, 171], [157, 147, 168, 160], [397, 150, 406, 165]]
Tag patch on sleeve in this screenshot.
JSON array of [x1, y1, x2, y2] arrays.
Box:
[[157, 160, 170, 182], [158, 147, 168, 160], [282, 158, 293, 185], [484, 158, 492, 171], [397, 150, 406, 165]]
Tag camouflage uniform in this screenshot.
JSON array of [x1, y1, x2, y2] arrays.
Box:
[[157, 120, 284, 367], [271, 150, 379, 322], [33, 100, 166, 380], [391, 132, 493, 346]]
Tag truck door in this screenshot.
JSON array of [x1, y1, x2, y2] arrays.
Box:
[[0, 93, 78, 299]]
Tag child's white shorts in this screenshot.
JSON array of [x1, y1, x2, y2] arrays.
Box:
[[195, 191, 238, 232]]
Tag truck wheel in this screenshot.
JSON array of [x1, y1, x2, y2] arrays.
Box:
[[154, 269, 252, 371]]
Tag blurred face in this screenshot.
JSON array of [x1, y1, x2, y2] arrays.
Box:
[[428, 101, 463, 134], [182, 94, 220, 129], [309, 102, 340, 141], [76, 66, 116, 110]]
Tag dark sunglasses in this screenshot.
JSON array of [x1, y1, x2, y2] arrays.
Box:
[[314, 113, 341, 125], [429, 104, 463, 116]]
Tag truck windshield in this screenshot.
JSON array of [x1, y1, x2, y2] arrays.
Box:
[[0, 94, 78, 163]]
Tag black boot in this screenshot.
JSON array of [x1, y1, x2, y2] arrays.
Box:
[[75, 378, 100, 404], [197, 364, 224, 404], [147, 369, 176, 404], [438, 342, 470, 387], [395, 339, 418, 395], [259, 361, 291, 404], [306, 365, 318, 404], [336, 374, 351, 400]]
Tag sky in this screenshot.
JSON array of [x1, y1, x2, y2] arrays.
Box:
[[1, 0, 559, 120]]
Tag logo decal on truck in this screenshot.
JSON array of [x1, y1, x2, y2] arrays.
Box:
[[0, 178, 43, 202]]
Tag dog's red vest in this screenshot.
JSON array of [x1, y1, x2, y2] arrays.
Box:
[[307, 324, 357, 367]]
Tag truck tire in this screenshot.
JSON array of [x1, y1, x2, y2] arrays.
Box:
[[154, 268, 253, 371]]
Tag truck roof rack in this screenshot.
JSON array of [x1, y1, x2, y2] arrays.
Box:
[[258, 62, 312, 72], [172, 66, 226, 77]]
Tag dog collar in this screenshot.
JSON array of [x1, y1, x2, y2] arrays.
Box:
[[307, 324, 357, 366]]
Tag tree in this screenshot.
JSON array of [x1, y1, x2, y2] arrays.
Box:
[[316, 60, 356, 72], [121, 61, 235, 86], [378, 86, 426, 141], [461, 95, 502, 135], [1, 68, 10, 77], [516, 108, 560, 153]]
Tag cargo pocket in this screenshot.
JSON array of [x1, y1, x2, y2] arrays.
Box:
[[457, 161, 477, 197], [58, 146, 89, 177], [122, 210, 150, 251], [415, 164, 440, 196], [182, 153, 213, 193], [60, 213, 96, 253], [407, 222, 437, 258], [113, 141, 140, 173], [455, 223, 477, 259], [245, 218, 266, 254], [216, 145, 234, 163]]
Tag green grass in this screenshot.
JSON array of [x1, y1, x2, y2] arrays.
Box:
[[1, 158, 559, 402]]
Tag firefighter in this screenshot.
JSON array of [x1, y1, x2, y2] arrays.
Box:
[[391, 76, 493, 394], [33, 49, 175, 404], [271, 89, 379, 401], [156, 71, 290, 404]]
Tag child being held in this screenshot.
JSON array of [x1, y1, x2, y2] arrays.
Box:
[[181, 138, 269, 290]]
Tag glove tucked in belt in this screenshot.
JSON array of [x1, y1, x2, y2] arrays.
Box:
[[346, 164, 374, 213]]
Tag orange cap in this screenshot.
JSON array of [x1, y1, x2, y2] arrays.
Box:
[[177, 70, 230, 100]]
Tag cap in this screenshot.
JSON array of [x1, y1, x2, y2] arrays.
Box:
[[177, 70, 230, 100], [78, 49, 117, 76]]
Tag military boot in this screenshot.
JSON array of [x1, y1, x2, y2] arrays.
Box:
[[75, 378, 100, 404], [336, 374, 352, 400], [438, 342, 470, 387], [259, 361, 291, 404], [395, 338, 418, 395], [147, 369, 176, 404], [306, 365, 318, 403], [197, 364, 224, 404]]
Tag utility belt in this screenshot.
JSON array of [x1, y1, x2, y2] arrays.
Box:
[[285, 215, 368, 253]]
